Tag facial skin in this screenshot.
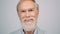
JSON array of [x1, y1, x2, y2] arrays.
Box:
[[17, 1, 39, 31]]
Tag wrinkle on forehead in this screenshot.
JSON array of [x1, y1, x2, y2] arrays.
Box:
[[20, 1, 35, 9], [17, 1, 38, 11]]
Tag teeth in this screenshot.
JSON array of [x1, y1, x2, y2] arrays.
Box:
[[24, 19, 33, 22]]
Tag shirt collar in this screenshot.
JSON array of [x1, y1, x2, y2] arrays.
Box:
[[21, 26, 38, 34]]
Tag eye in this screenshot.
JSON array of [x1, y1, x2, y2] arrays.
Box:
[[28, 9, 33, 12], [21, 10, 25, 12]]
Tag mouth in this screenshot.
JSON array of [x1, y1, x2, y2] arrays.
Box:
[[24, 19, 33, 23]]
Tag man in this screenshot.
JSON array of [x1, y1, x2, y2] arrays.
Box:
[[10, 0, 46, 34]]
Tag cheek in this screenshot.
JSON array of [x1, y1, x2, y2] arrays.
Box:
[[30, 11, 38, 18], [18, 13, 25, 20]]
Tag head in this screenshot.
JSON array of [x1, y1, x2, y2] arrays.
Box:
[[17, 0, 39, 31], [20, 0, 35, 2]]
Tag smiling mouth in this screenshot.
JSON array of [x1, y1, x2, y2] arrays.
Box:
[[24, 19, 33, 23]]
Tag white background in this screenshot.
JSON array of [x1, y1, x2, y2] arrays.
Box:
[[0, 0, 60, 34]]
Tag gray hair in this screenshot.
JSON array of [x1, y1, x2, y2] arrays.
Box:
[[16, 0, 39, 12]]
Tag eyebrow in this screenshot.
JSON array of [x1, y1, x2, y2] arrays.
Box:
[[20, 8, 36, 10]]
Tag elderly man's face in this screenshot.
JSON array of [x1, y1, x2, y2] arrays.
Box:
[[17, 1, 39, 31]]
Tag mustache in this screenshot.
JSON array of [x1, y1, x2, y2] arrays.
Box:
[[22, 17, 35, 22]]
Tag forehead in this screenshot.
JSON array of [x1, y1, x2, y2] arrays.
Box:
[[18, 1, 36, 10]]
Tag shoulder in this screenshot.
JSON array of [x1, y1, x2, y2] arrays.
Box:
[[37, 27, 47, 34], [10, 28, 22, 34]]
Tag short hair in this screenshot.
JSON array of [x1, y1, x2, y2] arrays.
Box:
[[17, 0, 39, 12], [20, 0, 35, 2]]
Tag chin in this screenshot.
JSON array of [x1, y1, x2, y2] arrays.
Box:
[[21, 21, 37, 31]]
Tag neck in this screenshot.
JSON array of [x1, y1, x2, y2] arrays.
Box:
[[23, 29, 35, 34]]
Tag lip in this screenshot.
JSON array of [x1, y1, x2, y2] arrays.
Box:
[[24, 19, 33, 23]]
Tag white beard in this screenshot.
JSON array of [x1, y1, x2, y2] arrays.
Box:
[[21, 17, 37, 31]]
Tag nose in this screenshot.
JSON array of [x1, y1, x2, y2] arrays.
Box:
[[25, 10, 30, 18]]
